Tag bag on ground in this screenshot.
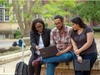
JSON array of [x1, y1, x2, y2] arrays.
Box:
[[15, 61, 28, 75]]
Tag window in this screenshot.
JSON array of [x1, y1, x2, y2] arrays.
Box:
[[0, 8, 9, 22], [0, 0, 9, 22], [0, 9, 3, 22], [5, 9, 9, 21], [5, 34, 9, 38]]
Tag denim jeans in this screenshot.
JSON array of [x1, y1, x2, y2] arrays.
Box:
[[73, 52, 97, 75], [41, 51, 73, 75], [41, 51, 73, 63]]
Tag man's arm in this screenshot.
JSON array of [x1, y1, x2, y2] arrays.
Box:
[[63, 45, 72, 53], [50, 30, 56, 46], [56, 45, 72, 56]]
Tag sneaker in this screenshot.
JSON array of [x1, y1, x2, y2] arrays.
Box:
[[32, 60, 40, 66], [32, 57, 41, 66]]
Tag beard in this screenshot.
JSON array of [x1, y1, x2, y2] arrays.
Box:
[[57, 25, 63, 31]]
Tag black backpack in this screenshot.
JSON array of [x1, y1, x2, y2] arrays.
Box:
[[15, 61, 28, 75]]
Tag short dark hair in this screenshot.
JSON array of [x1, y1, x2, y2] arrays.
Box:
[[71, 16, 87, 28], [31, 18, 45, 33], [54, 15, 64, 21]]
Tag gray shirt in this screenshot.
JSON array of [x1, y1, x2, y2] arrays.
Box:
[[72, 26, 97, 55]]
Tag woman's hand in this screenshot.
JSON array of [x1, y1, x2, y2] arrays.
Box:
[[77, 55, 82, 63], [74, 49, 81, 55], [35, 46, 40, 50], [56, 51, 64, 56]]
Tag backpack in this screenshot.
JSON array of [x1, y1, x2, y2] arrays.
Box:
[[15, 61, 28, 75], [12, 41, 18, 47]]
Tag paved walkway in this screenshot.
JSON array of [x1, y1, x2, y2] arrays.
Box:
[[95, 39, 100, 56], [0, 55, 30, 75], [0, 50, 31, 75]]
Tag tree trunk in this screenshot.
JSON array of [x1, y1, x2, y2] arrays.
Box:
[[12, 0, 34, 37], [12, 0, 42, 45]]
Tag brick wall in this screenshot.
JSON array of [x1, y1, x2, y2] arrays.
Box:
[[41, 59, 100, 75]]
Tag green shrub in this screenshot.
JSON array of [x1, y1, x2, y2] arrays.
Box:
[[94, 32, 100, 38], [14, 30, 22, 39], [66, 23, 72, 27], [92, 26, 100, 32], [48, 24, 55, 29], [45, 23, 48, 27], [0, 48, 8, 53]]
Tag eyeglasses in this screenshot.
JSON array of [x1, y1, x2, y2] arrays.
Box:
[[36, 25, 43, 29], [54, 21, 62, 25]]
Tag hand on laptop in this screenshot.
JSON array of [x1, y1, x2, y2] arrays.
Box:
[[35, 46, 40, 50]]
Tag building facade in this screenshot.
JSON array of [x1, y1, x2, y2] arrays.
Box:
[[0, 0, 19, 39]]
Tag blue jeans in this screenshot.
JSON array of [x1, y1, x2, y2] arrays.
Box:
[[46, 63, 58, 75], [41, 51, 73, 75], [73, 52, 97, 75]]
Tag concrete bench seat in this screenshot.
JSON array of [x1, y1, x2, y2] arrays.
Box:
[[41, 59, 100, 75]]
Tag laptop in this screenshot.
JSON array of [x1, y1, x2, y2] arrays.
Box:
[[39, 46, 58, 58]]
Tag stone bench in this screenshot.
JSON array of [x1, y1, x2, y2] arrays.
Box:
[[41, 59, 100, 75]]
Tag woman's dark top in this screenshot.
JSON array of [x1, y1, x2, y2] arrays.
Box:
[[72, 26, 97, 55], [30, 28, 51, 54]]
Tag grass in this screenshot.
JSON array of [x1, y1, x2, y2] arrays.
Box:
[[94, 32, 100, 38], [47, 24, 55, 29]]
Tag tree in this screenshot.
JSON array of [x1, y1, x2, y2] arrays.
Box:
[[0, 0, 76, 37], [42, 0, 76, 19], [0, 0, 42, 37], [12, 0, 42, 37], [75, 1, 100, 26]]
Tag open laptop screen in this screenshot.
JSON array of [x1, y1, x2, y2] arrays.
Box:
[[39, 46, 58, 58]]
